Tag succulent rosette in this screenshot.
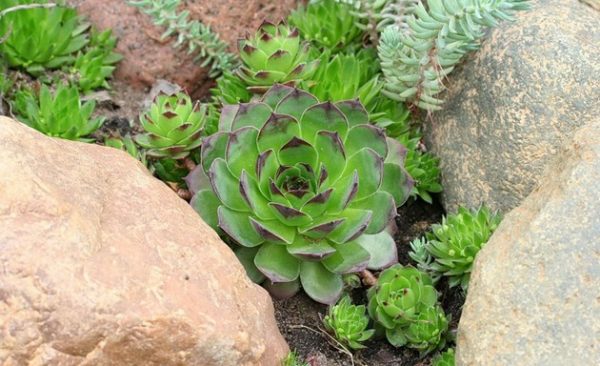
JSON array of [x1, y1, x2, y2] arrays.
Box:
[[187, 84, 413, 304], [425, 206, 501, 290], [135, 92, 206, 159], [368, 264, 447, 352], [323, 295, 375, 349], [238, 21, 319, 92]]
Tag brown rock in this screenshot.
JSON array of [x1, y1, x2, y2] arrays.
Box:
[[424, 0, 600, 213], [66, 0, 296, 93], [456, 119, 600, 365], [0, 117, 288, 365]]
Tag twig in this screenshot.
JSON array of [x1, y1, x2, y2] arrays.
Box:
[[0, 3, 57, 18], [288, 324, 369, 366], [359, 269, 377, 287], [0, 4, 57, 44]]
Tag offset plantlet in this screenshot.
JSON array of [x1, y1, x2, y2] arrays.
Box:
[[13, 84, 103, 142], [424, 206, 501, 290], [289, 0, 363, 50], [403, 305, 449, 354], [187, 84, 413, 304], [0, 0, 89, 75], [323, 295, 375, 349], [135, 92, 206, 159], [305, 49, 381, 112], [368, 264, 448, 353], [281, 351, 308, 366], [432, 348, 456, 366], [238, 21, 319, 92], [73, 28, 123, 93]]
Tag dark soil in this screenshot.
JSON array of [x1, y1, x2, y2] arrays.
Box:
[[274, 198, 465, 366]]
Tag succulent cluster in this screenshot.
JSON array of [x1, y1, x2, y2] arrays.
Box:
[[72, 28, 123, 93], [13, 84, 104, 141], [289, 0, 363, 50], [323, 295, 374, 349], [187, 84, 412, 304], [368, 264, 448, 354], [0, 0, 88, 75], [306, 49, 381, 111], [238, 21, 318, 92], [414, 206, 501, 290], [134, 92, 206, 160], [378, 0, 531, 110], [433, 348, 456, 366]]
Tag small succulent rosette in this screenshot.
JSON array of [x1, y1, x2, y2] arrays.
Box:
[[135, 92, 206, 160], [187, 84, 413, 304], [323, 295, 374, 349], [237, 21, 319, 92], [368, 264, 448, 353]]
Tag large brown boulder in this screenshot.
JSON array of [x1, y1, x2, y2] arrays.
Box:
[[66, 0, 296, 93], [0, 117, 288, 365], [424, 0, 600, 213], [456, 119, 600, 365]]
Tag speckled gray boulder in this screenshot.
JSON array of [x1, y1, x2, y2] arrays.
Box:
[[424, 0, 600, 213], [456, 119, 600, 366]]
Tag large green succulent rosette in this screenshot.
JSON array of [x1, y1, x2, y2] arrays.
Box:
[[187, 85, 413, 304]]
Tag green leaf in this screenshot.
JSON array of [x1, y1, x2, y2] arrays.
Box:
[[255, 242, 301, 282], [322, 240, 371, 274], [208, 158, 249, 212], [257, 114, 300, 152], [300, 261, 344, 304], [275, 88, 319, 120], [226, 127, 259, 177], [231, 102, 273, 130], [382, 163, 413, 207], [190, 190, 221, 232], [217, 206, 264, 247], [250, 217, 296, 244], [344, 125, 388, 158], [355, 231, 398, 270], [349, 191, 396, 234], [327, 208, 372, 244], [235, 247, 266, 283], [342, 148, 384, 200], [277, 136, 318, 167], [287, 236, 336, 261], [299, 102, 348, 145]]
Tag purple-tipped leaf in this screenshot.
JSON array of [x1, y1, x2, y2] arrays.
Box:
[[255, 243, 301, 283], [354, 231, 398, 270], [322, 240, 371, 274], [217, 206, 264, 247], [300, 262, 344, 305]]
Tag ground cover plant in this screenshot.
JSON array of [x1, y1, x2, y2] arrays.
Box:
[[0, 0, 528, 364]]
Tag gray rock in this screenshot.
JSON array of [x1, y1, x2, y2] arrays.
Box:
[[456, 119, 600, 366], [424, 0, 600, 213]]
